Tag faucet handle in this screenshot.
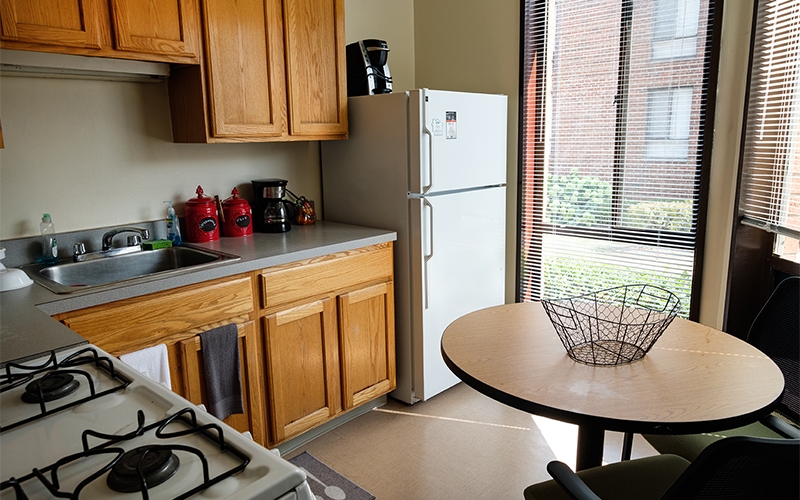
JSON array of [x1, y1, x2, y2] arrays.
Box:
[[73, 243, 86, 262], [127, 235, 142, 246]]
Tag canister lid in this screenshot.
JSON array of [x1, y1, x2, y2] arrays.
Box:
[[223, 187, 250, 208], [186, 185, 215, 206]]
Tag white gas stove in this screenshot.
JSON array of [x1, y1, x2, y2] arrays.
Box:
[[0, 345, 313, 500]]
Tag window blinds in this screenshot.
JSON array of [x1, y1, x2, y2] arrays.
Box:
[[740, 0, 800, 243], [519, 0, 716, 317]]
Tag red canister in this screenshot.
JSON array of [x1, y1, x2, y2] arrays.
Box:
[[222, 187, 253, 237], [184, 185, 220, 242]]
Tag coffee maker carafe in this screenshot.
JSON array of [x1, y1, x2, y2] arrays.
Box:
[[251, 178, 291, 233]]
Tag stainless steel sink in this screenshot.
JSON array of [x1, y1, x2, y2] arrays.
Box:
[[24, 246, 240, 294]]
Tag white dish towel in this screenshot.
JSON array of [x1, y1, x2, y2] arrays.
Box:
[[119, 344, 172, 390]]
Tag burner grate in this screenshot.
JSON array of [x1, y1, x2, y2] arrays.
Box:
[[0, 407, 251, 500], [0, 347, 132, 433]]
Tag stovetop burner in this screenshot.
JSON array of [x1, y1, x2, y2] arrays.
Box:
[[1, 345, 310, 500], [107, 445, 181, 493], [20, 372, 80, 404], [1, 347, 131, 433]]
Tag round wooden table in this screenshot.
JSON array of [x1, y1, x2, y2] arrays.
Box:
[[440, 302, 785, 470]]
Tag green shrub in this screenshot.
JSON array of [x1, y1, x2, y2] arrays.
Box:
[[546, 172, 694, 232], [541, 255, 692, 318], [546, 172, 612, 227], [624, 199, 694, 232]]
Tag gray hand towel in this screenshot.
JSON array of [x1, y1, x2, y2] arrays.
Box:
[[200, 323, 244, 420]]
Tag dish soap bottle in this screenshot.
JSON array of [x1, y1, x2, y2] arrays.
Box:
[[164, 201, 182, 246], [39, 213, 58, 264]]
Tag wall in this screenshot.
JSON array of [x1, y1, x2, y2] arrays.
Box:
[[0, 74, 322, 239], [343, 0, 415, 92], [414, 0, 521, 303]]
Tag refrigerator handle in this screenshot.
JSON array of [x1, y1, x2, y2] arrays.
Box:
[[423, 197, 434, 309], [422, 118, 434, 194]]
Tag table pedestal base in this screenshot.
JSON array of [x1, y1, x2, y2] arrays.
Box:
[[576, 426, 604, 471]]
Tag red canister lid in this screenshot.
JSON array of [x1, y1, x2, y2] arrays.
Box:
[[186, 185, 216, 208], [222, 187, 249, 208]]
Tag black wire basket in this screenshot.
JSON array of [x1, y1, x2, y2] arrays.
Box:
[[541, 284, 681, 366]]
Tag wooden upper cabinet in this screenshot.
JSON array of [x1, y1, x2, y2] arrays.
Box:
[[202, 0, 286, 138], [109, 0, 199, 61], [283, 0, 347, 137], [0, 0, 104, 49], [168, 0, 347, 143], [0, 0, 200, 62]]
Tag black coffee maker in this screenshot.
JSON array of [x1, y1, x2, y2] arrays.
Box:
[[251, 178, 291, 233], [346, 39, 392, 96]]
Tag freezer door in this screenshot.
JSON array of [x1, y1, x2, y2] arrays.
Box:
[[410, 89, 508, 194], [410, 186, 506, 401]]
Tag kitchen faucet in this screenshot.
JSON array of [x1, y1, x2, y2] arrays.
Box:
[[101, 227, 150, 251], [73, 227, 150, 262]]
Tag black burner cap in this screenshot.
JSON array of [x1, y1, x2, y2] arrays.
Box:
[[21, 372, 80, 403], [107, 446, 180, 493]]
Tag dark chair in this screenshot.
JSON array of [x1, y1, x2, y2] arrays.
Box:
[[524, 436, 800, 500], [640, 276, 800, 461]]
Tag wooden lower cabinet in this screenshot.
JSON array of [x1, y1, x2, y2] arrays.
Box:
[[338, 281, 396, 410], [54, 274, 267, 444], [177, 320, 266, 444], [259, 242, 396, 446], [262, 298, 340, 443], [54, 242, 396, 449]]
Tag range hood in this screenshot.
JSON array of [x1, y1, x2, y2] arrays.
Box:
[[0, 49, 169, 82]]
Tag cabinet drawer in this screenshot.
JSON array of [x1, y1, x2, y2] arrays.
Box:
[[260, 243, 393, 309], [57, 274, 253, 355]]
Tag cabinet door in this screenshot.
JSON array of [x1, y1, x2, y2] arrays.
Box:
[[202, 0, 286, 138], [283, 0, 347, 137], [109, 0, 199, 60], [178, 321, 267, 445], [338, 281, 396, 409], [0, 0, 104, 49], [263, 298, 340, 444]]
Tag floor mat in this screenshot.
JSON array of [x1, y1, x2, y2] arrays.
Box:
[[289, 451, 375, 500]]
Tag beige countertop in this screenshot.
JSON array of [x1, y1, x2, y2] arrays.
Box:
[[0, 221, 396, 365]]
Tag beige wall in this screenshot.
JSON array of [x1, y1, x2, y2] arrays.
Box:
[[414, 0, 520, 303], [0, 75, 321, 238], [344, 0, 415, 92]]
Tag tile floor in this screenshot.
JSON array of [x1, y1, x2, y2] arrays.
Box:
[[285, 383, 658, 499]]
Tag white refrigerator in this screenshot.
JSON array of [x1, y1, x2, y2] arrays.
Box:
[[321, 89, 507, 403]]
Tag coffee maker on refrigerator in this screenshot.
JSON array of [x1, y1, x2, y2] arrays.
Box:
[[251, 178, 291, 233], [345, 39, 392, 96]]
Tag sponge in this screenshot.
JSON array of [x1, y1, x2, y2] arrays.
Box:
[[142, 239, 173, 250]]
